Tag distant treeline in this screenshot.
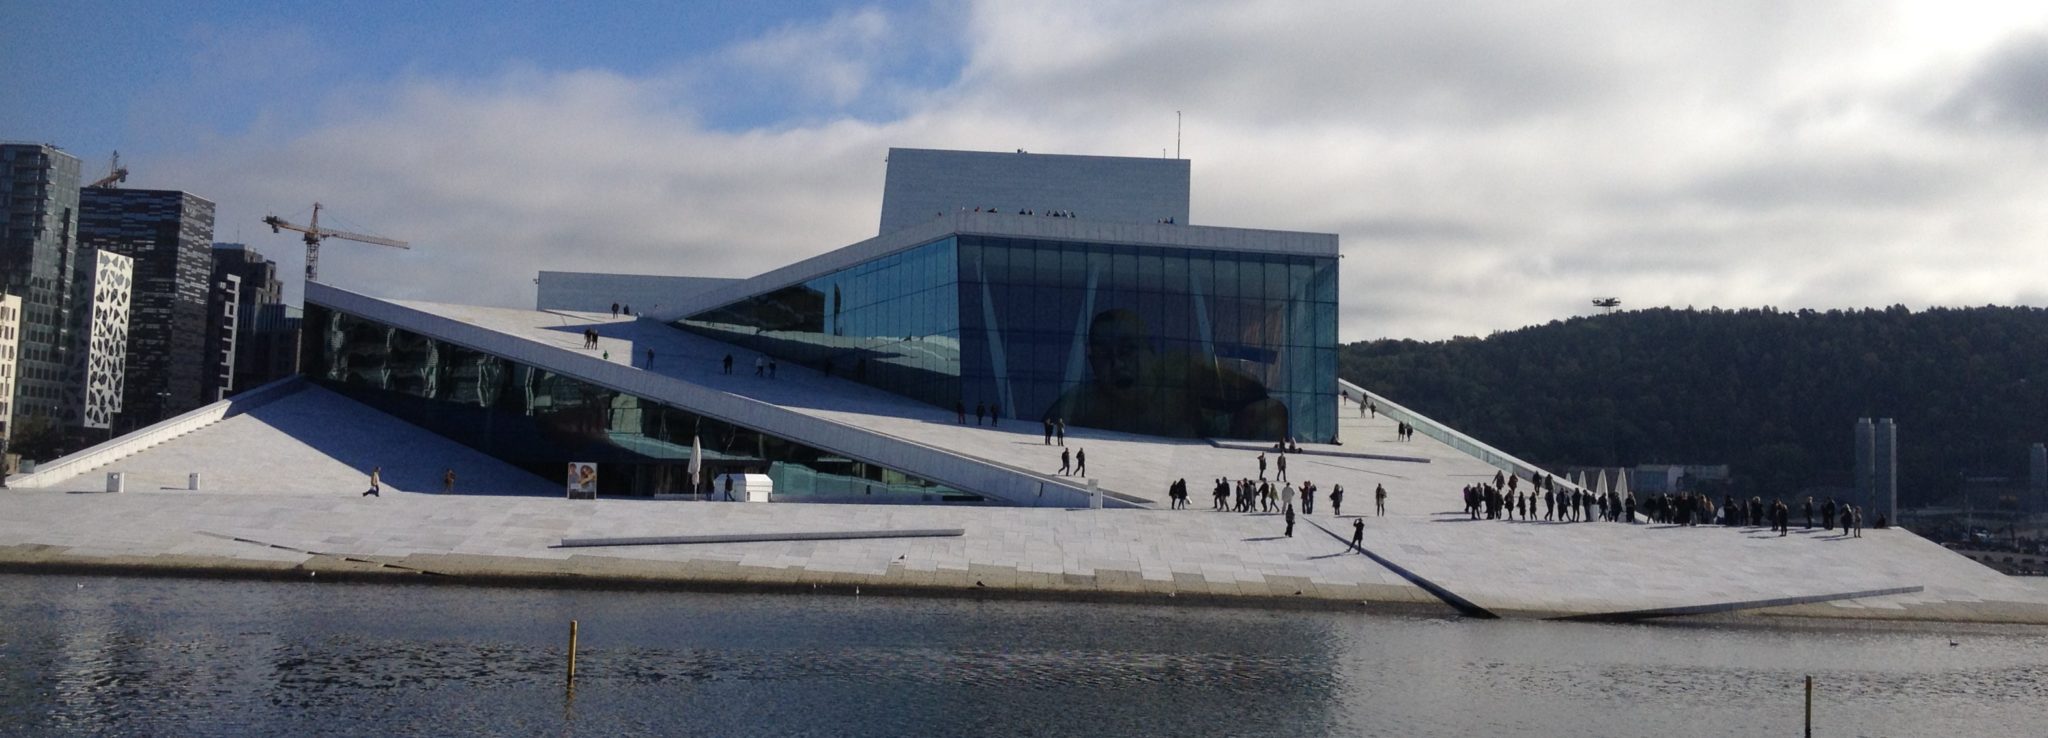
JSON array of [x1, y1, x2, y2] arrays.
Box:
[[1340, 305, 2048, 505]]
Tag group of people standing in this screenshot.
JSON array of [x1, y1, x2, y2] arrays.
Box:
[[1463, 471, 1630, 522], [1458, 469, 1879, 542]]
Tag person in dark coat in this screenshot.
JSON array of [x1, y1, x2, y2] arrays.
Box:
[[1283, 504, 1295, 537], [1331, 484, 1345, 517], [1058, 448, 1071, 475], [1351, 517, 1365, 552], [1074, 448, 1085, 476]]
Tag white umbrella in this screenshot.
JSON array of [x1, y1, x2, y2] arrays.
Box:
[[1614, 468, 1630, 498], [1588, 469, 1605, 496], [689, 435, 703, 499]]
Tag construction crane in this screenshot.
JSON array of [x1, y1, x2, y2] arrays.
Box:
[[1592, 297, 1621, 313], [262, 202, 409, 282], [87, 151, 127, 189]]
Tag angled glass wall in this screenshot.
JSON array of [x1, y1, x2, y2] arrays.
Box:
[[677, 234, 1336, 442], [302, 304, 980, 501], [677, 238, 960, 408]]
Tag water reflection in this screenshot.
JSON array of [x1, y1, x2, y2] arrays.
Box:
[[1, 574, 2043, 737]]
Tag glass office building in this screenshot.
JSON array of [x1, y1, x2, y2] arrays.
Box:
[[679, 234, 1338, 442], [302, 304, 979, 500]]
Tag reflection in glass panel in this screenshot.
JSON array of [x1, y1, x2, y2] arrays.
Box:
[[304, 304, 979, 501], [675, 232, 1336, 442], [679, 238, 961, 409]]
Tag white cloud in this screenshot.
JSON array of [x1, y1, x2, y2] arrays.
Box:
[[157, 0, 2048, 340]]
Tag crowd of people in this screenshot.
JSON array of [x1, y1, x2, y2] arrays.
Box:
[[1452, 468, 1878, 539]]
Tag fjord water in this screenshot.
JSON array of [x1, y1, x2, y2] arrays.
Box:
[[1, 574, 2043, 736]]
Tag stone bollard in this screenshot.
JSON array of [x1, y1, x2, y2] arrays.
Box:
[[188, 473, 202, 491], [1089, 478, 1102, 509], [106, 472, 125, 494]]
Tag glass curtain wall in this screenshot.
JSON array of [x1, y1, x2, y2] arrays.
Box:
[[958, 236, 1337, 442], [675, 234, 1336, 442], [677, 238, 960, 408], [302, 305, 978, 501]]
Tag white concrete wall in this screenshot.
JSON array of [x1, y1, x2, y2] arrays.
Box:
[[879, 148, 1191, 235]]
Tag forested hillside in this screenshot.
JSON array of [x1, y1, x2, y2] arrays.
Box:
[[1341, 306, 2048, 505]]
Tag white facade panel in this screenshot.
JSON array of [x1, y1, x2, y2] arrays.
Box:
[[879, 148, 1191, 235], [73, 250, 133, 429]]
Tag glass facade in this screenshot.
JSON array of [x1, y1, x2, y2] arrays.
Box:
[[679, 238, 961, 407], [680, 235, 1338, 442], [302, 305, 980, 501]]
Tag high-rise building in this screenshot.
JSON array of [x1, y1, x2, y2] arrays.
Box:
[[65, 249, 131, 429], [210, 244, 282, 308], [78, 188, 215, 426], [0, 293, 20, 447], [202, 273, 239, 401], [236, 302, 301, 392], [0, 143, 84, 435], [211, 244, 286, 396]]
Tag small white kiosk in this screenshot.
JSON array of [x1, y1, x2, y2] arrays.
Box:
[[714, 473, 775, 502]]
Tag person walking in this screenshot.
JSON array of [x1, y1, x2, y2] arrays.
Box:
[[1074, 448, 1086, 476], [1059, 448, 1071, 475], [1283, 503, 1296, 538], [1351, 517, 1365, 552], [956, 401, 967, 424], [645, 348, 654, 369], [755, 356, 766, 377], [768, 359, 777, 378], [1055, 418, 1065, 446], [1281, 481, 1297, 513], [722, 354, 734, 374], [1275, 452, 1288, 482], [1257, 453, 1268, 480], [1375, 483, 1387, 516], [442, 468, 455, 494], [363, 466, 382, 497]]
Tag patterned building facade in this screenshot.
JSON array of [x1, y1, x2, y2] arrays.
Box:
[[78, 188, 214, 426], [65, 250, 131, 429]]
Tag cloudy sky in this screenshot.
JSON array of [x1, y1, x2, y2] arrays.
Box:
[[6, 0, 2046, 341]]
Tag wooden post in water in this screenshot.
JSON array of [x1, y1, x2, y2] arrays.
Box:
[[565, 619, 581, 688], [1804, 675, 1813, 737]]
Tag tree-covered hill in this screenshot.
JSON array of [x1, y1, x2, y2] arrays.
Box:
[[1340, 306, 2048, 505]]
